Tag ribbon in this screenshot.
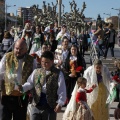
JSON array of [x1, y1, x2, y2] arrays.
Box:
[[10, 62, 15, 75], [36, 74, 41, 86], [34, 38, 40, 49], [58, 37, 61, 42], [106, 87, 117, 106]]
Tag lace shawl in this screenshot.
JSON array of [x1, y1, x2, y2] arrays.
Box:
[[83, 65, 111, 108]]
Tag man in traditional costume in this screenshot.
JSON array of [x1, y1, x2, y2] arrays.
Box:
[[18, 51, 66, 120], [0, 39, 37, 120]]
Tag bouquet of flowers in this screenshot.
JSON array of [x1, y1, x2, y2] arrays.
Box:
[[57, 36, 62, 42], [112, 75, 120, 83], [111, 71, 120, 84], [69, 60, 83, 77]]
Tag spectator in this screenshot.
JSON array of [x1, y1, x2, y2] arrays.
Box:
[[94, 24, 104, 58], [2, 31, 13, 53], [103, 23, 116, 59]]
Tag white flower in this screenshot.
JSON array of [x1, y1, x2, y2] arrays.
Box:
[[7, 73, 17, 80], [7, 73, 12, 80]]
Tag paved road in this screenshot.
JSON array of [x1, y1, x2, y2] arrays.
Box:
[[57, 102, 119, 120]]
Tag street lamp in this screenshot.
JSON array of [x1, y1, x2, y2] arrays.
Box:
[[111, 8, 120, 32], [103, 13, 111, 17], [58, 0, 62, 27], [5, 3, 16, 31], [22, 10, 24, 28], [15, 10, 18, 28], [103, 13, 111, 23]]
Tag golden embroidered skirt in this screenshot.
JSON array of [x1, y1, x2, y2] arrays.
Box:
[[91, 82, 109, 120]]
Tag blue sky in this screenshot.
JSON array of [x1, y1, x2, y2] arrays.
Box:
[[6, 0, 120, 19]]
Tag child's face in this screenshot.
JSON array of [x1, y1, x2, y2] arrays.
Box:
[[81, 83, 86, 89], [41, 57, 53, 70]]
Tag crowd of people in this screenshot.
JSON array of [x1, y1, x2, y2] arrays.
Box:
[[0, 21, 119, 120], [92, 22, 116, 59]]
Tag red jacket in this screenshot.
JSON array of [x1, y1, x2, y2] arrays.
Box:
[[76, 88, 93, 103]]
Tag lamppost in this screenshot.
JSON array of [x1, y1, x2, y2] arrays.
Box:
[[111, 8, 120, 32], [22, 10, 24, 28], [5, 3, 16, 31], [58, 0, 62, 27], [15, 10, 17, 28], [103, 13, 111, 17]]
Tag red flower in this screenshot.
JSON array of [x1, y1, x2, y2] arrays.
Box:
[[112, 75, 120, 83], [76, 66, 83, 72], [50, 29, 54, 33], [30, 53, 37, 57], [21, 37, 25, 40]]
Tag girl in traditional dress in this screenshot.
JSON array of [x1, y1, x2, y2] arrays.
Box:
[[63, 77, 96, 120], [22, 23, 32, 53], [30, 25, 44, 54]]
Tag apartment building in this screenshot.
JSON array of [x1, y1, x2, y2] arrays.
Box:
[[0, 0, 5, 18], [17, 7, 42, 24]]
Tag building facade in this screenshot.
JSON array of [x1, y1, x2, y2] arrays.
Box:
[[0, 0, 5, 18]]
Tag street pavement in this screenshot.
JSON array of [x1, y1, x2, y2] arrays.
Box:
[[57, 102, 119, 120]]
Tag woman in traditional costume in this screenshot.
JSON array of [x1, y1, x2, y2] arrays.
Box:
[[83, 59, 113, 120], [22, 23, 32, 53], [64, 44, 86, 103], [30, 25, 44, 54]]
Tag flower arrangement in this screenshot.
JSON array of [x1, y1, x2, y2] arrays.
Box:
[[57, 35, 63, 42], [112, 75, 120, 83], [6, 73, 17, 84], [69, 60, 83, 77]]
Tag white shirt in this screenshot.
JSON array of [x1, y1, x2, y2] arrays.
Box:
[[22, 69, 66, 106]]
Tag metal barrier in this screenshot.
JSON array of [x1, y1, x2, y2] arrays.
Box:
[[89, 38, 98, 64]]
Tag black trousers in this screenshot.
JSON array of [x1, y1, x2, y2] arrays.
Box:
[[1, 95, 28, 120], [66, 76, 78, 101], [104, 43, 114, 58]]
